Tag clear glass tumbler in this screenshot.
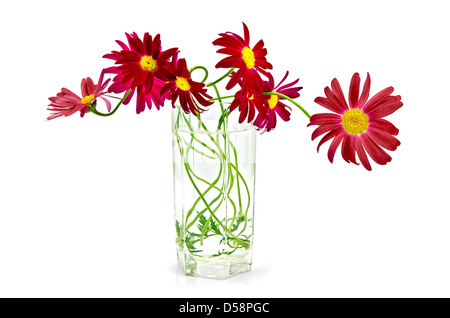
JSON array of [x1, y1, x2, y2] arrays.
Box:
[[172, 104, 256, 279]]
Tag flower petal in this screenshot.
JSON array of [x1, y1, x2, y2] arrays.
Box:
[[317, 129, 341, 152], [363, 86, 394, 113], [314, 97, 344, 114], [358, 73, 371, 106], [99, 96, 112, 112], [308, 113, 342, 126], [311, 123, 342, 140], [325, 86, 348, 114], [341, 134, 358, 164], [361, 134, 392, 165], [370, 118, 400, 135], [366, 96, 403, 118], [243, 22, 250, 46], [331, 79, 349, 112], [349, 73, 360, 109], [355, 138, 372, 171], [367, 129, 400, 151], [327, 132, 345, 163]]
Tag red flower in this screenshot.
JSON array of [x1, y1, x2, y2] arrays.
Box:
[[253, 71, 302, 132], [309, 73, 403, 171], [213, 22, 272, 98], [230, 89, 268, 124], [229, 72, 268, 124], [47, 71, 111, 120], [161, 54, 213, 116], [103, 32, 177, 113]]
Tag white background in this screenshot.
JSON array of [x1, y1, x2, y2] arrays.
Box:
[[0, 0, 449, 297]]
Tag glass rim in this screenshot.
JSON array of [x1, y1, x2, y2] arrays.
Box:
[[175, 124, 255, 135]]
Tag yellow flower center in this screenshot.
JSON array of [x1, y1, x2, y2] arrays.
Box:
[[140, 55, 157, 71], [175, 77, 191, 91], [268, 93, 278, 109], [341, 109, 369, 135], [248, 94, 254, 100], [80, 94, 95, 104], [241, 46, 255, 69]]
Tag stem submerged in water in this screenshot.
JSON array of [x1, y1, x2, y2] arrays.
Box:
[[173, 98, 253, 255]]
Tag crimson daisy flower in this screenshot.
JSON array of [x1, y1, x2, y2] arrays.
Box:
[[213, 22, 272, 98], [47, 71, 111, 120], [161, 54, 213, 116], [253, 71, 302, 132], [230, 89, 268, 124], [103, 32, 177, 113], [229, 72, 268, 124], [309, 73, 403, 171]]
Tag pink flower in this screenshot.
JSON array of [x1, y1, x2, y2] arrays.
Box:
[[47, 71, 111, 120], [253, 71, 302, 132], [309, 73, 403, 170]]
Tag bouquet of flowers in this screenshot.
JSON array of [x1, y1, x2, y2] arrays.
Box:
[[47, 23, 403, 279]]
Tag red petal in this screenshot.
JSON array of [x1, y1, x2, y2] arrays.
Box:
[[330, 79, 349, 112], [349, 73, 360, 109], [355, 138, 372, 171], [367, 129, 400, 151], [325, 86, 348, 114], [341, 134, 358, 165], [370, 118, 400, 135], [361, 134, 392, 165], [363, 86, 394, 113], [274, 103, 291, 122], [314, 96, 344, 115], [216, 56, 240, 68], [368, 126, 401, 148], [317, 129, 341, 152], [308, 113, 342, 126], [358, 73, 371, 107], [243, 22, 250, 46], [366, 97, 403, 118], [312, 123, 342, 140], [136, 92, 145, 114], [327, 132, 345, 163]]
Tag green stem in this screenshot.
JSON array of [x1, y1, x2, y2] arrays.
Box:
[[182, 139, 217, 160], [90, 89, 132, 117], [179, 111, 224, 159], [175, 110, 225, 228], [209, 86, 246, 234], [190, 66, 209, 83], [174, 129, 225, 245], [175, 107, 235, 244], [212, 84, 225, 113], [206, 68, 235, 87], [211, 84, 230, 131], [184, 161, 249, 249], [229, 161, 251, 236], [231, 142, 242, 216], [184, 135, 222, 247], [263, 91, 311, 119]]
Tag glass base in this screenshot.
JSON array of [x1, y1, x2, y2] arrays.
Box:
[[177, 247, 252, 280]]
